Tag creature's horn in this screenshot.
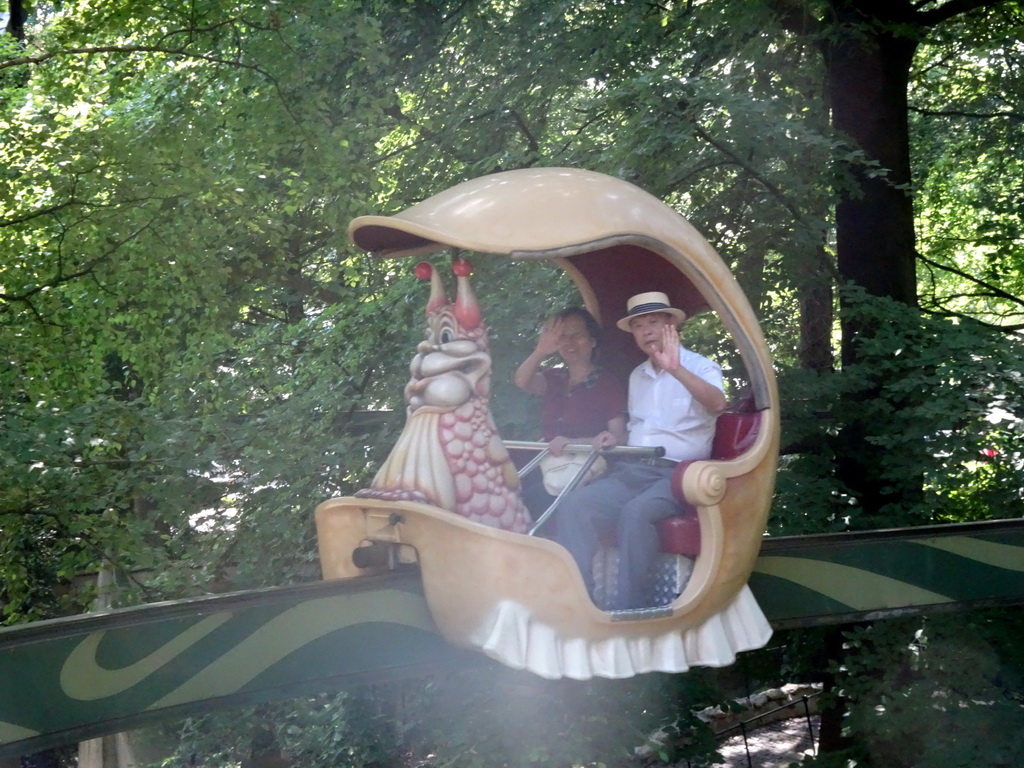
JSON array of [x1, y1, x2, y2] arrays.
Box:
[[416, 261, 447, 313], [452, 257, 481, 329]]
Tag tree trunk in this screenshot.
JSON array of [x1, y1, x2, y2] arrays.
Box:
[[798, 244, 834, 373], [5, 0, 26, 40], [824, 2, 922, 519], [826, 2, 919, 340], [816, 627, 851, 754]]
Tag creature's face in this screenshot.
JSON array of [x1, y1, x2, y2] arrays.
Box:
[[406, 305, 490, 414], [359, 259, 531, 534]]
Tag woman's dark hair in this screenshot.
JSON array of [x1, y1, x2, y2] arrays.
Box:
[[553, 306, 603, 346]]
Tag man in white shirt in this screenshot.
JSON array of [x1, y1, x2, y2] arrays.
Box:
[[556, 291, 726, 610]]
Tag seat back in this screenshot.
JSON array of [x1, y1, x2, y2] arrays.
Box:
[[711, 410, 761, 461], [657, 409, 763, 555]]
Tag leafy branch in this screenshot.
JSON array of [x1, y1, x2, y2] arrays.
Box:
[[0, 197, 84, 228], [0, 216, 157, 308], [692, 122, 840, 281], [0, 42, 266, 74], [909, 106, 1024, 122], [914, 0, 1008, 28], [917, 249, 1024, 331], [0, 22, 326, 160]]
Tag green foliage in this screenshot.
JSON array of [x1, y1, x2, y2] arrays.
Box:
[[773, 287, 1024, 534], [383, 667, 723, 768], [400, 669, 647, 768], [147, 692, 402, 767], [808, 610, 1024, 768], [140, 667, 730, 768], [911, 4, 1024, 328], [1, 0, 419, 603], [2, 0, 1024, 765]]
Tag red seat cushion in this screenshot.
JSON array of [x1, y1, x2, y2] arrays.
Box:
[[656, 510, 701, 556], [711, 410, 761, 460], [659, 409, 763, 554]]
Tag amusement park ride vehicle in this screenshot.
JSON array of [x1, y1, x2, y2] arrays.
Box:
[[4, 168, 1023, 758], [315, 167, 780, 679]]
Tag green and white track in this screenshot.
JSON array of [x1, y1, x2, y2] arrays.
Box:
[[2, 518, 1023, 758]]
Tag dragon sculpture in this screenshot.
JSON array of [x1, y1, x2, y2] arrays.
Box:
[[356, 259, 532, 534]]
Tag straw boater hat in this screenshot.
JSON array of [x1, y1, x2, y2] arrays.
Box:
[[616, 291, 687, 332]]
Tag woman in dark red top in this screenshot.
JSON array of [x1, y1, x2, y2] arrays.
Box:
[[514, 307, 627, 519]]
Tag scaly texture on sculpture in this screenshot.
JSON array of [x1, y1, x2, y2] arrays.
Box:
[[356, 260, 532, 534]]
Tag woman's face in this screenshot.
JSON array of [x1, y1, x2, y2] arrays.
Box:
[[556, 315, 596, 364]]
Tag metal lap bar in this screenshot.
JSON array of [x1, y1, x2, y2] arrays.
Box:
[[503, 442, 666, 536], [504, 440, 552, 478]]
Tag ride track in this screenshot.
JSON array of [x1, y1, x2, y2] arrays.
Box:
[[2, 517, 1023, 758]]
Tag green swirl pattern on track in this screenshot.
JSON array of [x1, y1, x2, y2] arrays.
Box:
[[915, 537, 1024, 571], [750, 524, 1024, 625], [754, 556, 951, 610], [52, 591, 436, 710], [148, 590, 433, 709], [0, 723, 38, 742], [0, 576, 455, 758], [2, 521, 1023, 759], [61, 613, 233, 701]]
